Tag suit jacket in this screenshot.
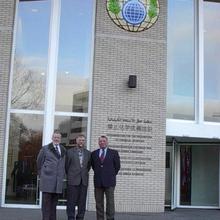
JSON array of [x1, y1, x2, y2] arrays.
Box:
[[37, 143, 66, 193], [91, 148, 120, 188], [65, 147, 91, 186]]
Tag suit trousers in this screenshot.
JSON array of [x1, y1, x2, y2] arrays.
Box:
[[95, 187, 115, 220], [42, 192, 59, 220], [66, 184, 88, 220]]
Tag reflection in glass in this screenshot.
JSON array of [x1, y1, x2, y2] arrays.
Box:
[[55, 0, 93, 112], [165, 146, 172, 206], [11, 0, 51, 110], [180, 145, 219, 206], [54, 116, 88, 150], [180, 146, 191, 205], [5, 113, 43, 204], [204, 1, 220, 122], [167, 0, 195, 120], [54, 115, 87, 205]]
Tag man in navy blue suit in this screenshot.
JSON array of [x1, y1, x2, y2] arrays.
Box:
[[91, 135, 120, 220]]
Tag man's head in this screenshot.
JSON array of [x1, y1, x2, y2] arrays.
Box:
[[52, 130, 62, 145], [98, 135, 108, 149], [76, 134, 86, 148]]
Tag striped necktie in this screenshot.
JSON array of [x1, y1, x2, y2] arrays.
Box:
[[100, 148, 105, 162]]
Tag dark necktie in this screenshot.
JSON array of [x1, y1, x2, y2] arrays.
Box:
[[100, 149, 105, 162], [55, 145, 60, 157]]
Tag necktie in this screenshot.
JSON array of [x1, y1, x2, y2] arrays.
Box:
[[55, 144, 60, 157], [78, 149, 83, 167], [100, 149, 105, 162]]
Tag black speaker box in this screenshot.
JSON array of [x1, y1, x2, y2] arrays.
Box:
[[128, 75, 137, 88]]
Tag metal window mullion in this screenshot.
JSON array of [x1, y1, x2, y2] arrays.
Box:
[[54, 111, 88, 117], [194, 0, 199, 122], [86, 0, 96, 152], [84, 0, 96, 210], [10, 109, 44, 115], [40, 0, 61, 209], [198, 0, 204, 124], [43, 0, 61, 145]]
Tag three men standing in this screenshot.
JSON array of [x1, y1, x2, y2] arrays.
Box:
[[91, 135, 121, 220], [37, 130, 66, 220], [37, 133, 120, 220], [65, 134, 91, 220]]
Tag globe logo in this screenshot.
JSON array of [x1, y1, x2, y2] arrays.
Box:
[[106, 0, 160, 32], [122, 0, 146, 25]]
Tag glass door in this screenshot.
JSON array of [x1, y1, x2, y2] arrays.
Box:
[[179, 145, 219, 207]]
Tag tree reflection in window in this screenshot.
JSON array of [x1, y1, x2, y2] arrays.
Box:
[[6, 113, 43, 204], [11, 58, 45, 110]]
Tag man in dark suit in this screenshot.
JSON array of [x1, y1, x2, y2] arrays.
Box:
[[91, 135, 120, 220], [65, 134, 91, 220], [37, 130, 66, 220]]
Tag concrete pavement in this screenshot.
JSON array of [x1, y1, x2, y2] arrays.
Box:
[[0, 208, 220, 220]]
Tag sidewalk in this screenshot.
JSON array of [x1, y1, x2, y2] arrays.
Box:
[[0, 208, 219, 220]]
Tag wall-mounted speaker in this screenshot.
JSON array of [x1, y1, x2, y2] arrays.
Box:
[[128, 75, 137, 88]]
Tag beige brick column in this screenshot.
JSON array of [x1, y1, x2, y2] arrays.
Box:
[[88, 0, 167, 212]]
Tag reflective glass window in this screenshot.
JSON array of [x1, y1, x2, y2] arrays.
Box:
[[55, 0, 93, 112], [5, 113, 43, 204], [11, 0, 50, 110], [54, 116, 88, 149], [204, 1, 220, 122], [167, 0, 195, 120], [5, 0, 93, 207], [180, 145, 219, 206]]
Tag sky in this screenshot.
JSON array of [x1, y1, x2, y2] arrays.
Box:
[[167, 0, 220, 119], [15, 0, 93, 111]]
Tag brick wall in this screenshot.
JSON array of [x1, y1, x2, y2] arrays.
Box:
[[87, 0, 167, 212], [0, 0, 15, 205]]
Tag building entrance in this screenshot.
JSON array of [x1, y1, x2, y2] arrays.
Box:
[[180, 145, 219, 207], [166, 141, 220, 208]]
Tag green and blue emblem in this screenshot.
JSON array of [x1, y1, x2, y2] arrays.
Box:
[[107, 0, 159, 32]]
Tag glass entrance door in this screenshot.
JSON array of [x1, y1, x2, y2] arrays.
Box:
[[180, 145, 219, 207]]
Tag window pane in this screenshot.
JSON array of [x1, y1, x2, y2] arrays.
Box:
[[54, 116, 88, 149], [11, 0, 50, 110], [167, 0, 195, 120], [180, 145, 219, 206], [55, 0, 93, 112], [5, 113, 43, 205], [204, 1, 220, 122]]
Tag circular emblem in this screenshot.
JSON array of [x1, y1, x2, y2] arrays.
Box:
[[106, 0, 159, 32], [122, 0, 146, 25]]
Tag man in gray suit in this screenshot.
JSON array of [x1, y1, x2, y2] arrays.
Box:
[[37, 130, 66, 220], [65, 134, 91, 220]]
